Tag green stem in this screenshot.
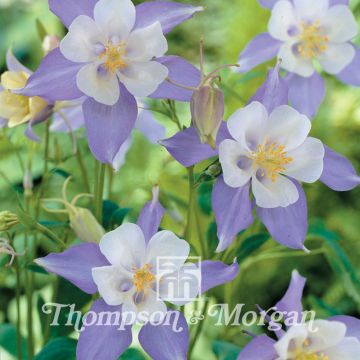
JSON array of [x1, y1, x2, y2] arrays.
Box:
[[15, 259, 22, 360], [75, 145, 91, 193], [184, 167, 195, 241], [94, 162, 106, 223], [188, 301, 209, 357], [25, 270, 34, 360]]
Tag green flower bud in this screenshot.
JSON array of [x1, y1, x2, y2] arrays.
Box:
[[0, 211, 19, 231], [191, 85, 224, 149]]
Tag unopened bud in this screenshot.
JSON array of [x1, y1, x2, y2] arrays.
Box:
[[42, 35, 60, 55], [68, 206, 105, 243], [191, 85, 224, 149], [0, 211, 19, 232]]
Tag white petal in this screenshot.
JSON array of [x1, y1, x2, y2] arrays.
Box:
[[269, 0, 298, 41], [267, 105, 311, 151], [122, 289, 167, 324], [158, 263, 200, 306], [325, 337, 360, 359], [60, 15, 104, 63], [92, 265, 135, 306], [219, 139, 254, 188], [278, 42, 315, 77], [306, 320, 346, 352], [112, 137, 132, 171], [99, 223, 146, 270], [145, 230, 190, 272], [252, 173, 299, 208], [118, 61, 168, 97], [227, 101, 268, 150], [293, 0, 329, 21], [318, 42, 355, 75], [284, 137, 325, 183], [274, 324, 308, 358], [94, 0, 136, 39], [322, 5, 358, 42], [126, 21, 168, 62], [76, 63, 120, 105]]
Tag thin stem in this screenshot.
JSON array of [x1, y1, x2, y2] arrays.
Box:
[[15, 259, 22, 360], [166, 77, 197, 91], [94, 162, 106, 223], [75, 145, 91, 193], [199, 37, 205, 80], [184, 167, 195, 241], [188, 301, 209, 357]]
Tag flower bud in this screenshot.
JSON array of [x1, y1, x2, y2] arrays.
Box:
[[191, 85, 224, 149], [0, 211, 19, 232], [67, 206, 105, 243]]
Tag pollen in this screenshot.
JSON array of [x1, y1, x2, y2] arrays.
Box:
[[133, 264, 156, 293], [99, 42, 128, 73], [250, 140, 293, 182], [297, 21, 329, 60], [294, 352, 329, 360]]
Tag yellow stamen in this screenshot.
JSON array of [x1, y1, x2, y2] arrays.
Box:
[[99, 42, 128, 73], [294, 339, 329, 360], [133, 264, 155, 293], [297, 21, 329, 60], [250, 139, 293, 182]]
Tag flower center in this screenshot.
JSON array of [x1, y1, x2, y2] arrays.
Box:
[[294, 352, 329, 360], [297, 21, 329, 59], [250, 140, 293, 182], [99, 42, 128, 73], [133, 264, 156, 293]]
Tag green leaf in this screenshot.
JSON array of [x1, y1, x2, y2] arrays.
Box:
[[197, 182, 213, 215], [119, 348, 146, 360], [34, 338, 76, 360], [0, 323, 28, 359], [235, 233, 270, 262], [102, 200, 130, 230], [212, 340, 241, 360]]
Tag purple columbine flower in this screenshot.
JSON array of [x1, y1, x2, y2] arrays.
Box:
[[20, 0, 202, 164], [161, 65, 360, 252], [237, 0, 360, 118], [237, 270, 360, 359], [35, 188, 239, 359]]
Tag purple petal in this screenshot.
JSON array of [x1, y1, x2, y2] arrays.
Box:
[[258, 0, 280, 9], [257, 181, 307, 250], [200, 260, 239, 293], [24, 106, 53, 142], [275, 270, 306, 317], [160, 122, 230, 167], [251, 63, 288, 113], [135, 106, 166, 143], [236, 33, 282, 73], [329, 0, 349, 5], [135, 1, 203, 34], [49, 0, 98, 28], [137, 186, 165, 243], [150, 56, 200, 102], [287, 72, 325, 119], [20, 48, 84, 102], [6, 48, 31, 73], [212, 178, 254, 253], [329, 316, 360, 340], [0, 118, 7, 128], [34, 243, 109, 294], [112, 137, 132, 172], [50, 100, 85, 133], [336, 46, 360, 87], [139, 310, 189, 360], [320, 145, 360, 191], [83, 84, 138, 164], [77, 300, 132, 360], [237, 335, 277, 360]]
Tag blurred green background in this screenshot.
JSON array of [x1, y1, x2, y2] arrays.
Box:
[[1, 0, 360, 359]]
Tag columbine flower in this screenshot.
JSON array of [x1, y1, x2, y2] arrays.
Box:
[[237, 270, 360, 359], [237, 0, 360, 117], [219, 101, 324, 208], [20, 0, 202, 164], [161, 65, 360, 251], [35, 188, 239, 359]]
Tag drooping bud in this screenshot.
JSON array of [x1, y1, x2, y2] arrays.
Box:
[[191, 85, 224, 149], [0, 211, 19, 232], [67, 206, 105, 244], [42, 177, 105, 243]]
